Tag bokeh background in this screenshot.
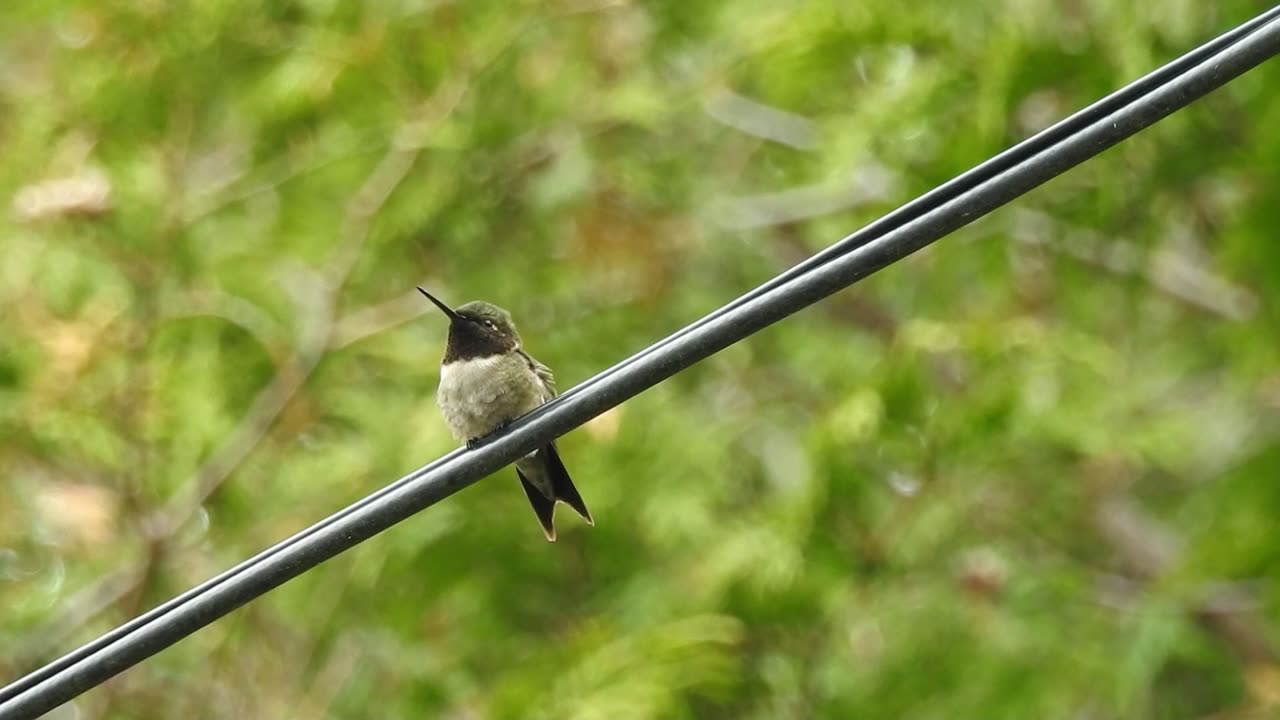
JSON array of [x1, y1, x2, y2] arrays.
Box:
[[3, 1, 1279, 718]]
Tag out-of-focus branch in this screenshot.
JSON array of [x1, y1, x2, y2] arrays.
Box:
[[704, 87, 820, 150], [1095, 494, 1278, 666], [182, 140, 386, 225], [149, 77, 469, 539], [10, 567, 146, 667], [711, 164, 898, 230], [1010, 209, 1258, 321], [291, 635, 363, 720], [18, 79, 471, 670], [160, 291, 292, 364], [328, 293, 432, 350]]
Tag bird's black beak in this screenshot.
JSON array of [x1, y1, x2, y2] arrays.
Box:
[[416, 287, 462, 323]]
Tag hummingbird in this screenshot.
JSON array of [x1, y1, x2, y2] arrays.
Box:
[[417, 287, 593, 541]]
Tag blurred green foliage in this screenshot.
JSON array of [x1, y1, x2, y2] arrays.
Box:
[[2, 1, 1279, 718]]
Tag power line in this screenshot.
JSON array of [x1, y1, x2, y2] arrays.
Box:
[[549, 3, 1280, 404], [3, 9, 1279, 719]]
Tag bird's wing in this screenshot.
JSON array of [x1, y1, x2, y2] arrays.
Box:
[[517, 348, 557, 400]]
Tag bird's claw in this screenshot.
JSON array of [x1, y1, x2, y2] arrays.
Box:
[[465, 418, 514, 450]]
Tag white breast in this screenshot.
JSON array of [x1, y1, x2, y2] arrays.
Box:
[[437, 354, 545, 442], [439, 355, 507, 399]]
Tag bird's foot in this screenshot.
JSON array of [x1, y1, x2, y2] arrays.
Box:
[[465, 418, 514, 450]]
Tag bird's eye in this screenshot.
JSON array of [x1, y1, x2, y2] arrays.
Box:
[[483, 320, 496, 330]]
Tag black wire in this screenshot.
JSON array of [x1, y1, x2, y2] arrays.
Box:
[[549, 3, 1280, 405], [3, 10, 1279, 719]]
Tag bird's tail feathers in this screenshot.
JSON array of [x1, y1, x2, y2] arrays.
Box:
[[515, 443, 592, 542], [517, 471, 558, 542], [543, 443, 593, 525]]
